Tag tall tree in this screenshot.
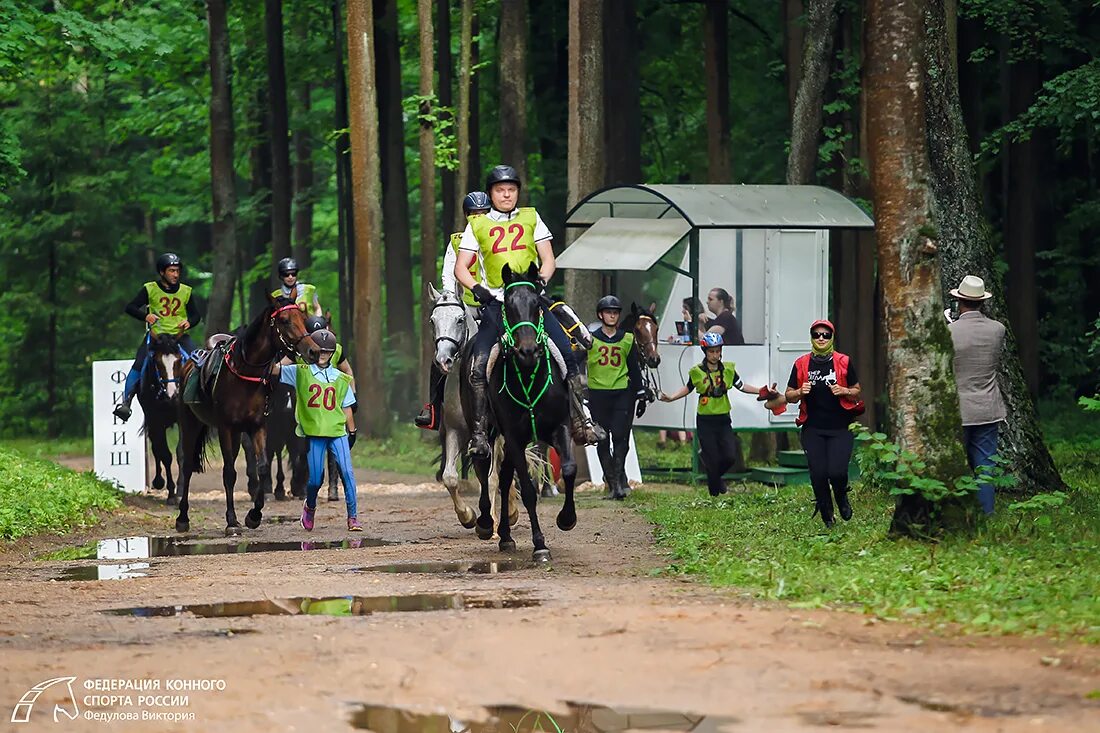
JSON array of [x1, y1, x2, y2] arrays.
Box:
[[786, 0, 840, 184], [346, 0, 388, 436], [437, 0, 456, 233], [265, 0, 292, 287], [292, 24, 314, 270], [455, 0, 473, 229], [602, 0, 640, 185], [783, 0, 805, 117], [418, 0, 438, 400], [332, 0, 355, 342], [921, 0, 1063, 494], [375, 0, 417, 411], [248, 87, 274, 319], [703, 0, 730, 183], [565, 0, 604, 312], [205, 0, 239, 335], [865, 0, 969, 524], [499, 0, 528, 185]]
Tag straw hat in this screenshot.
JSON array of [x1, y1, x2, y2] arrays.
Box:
[[950, 275, 992, 301]]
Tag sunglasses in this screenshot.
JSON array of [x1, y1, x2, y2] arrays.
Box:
[[811, 331, 833, 339]]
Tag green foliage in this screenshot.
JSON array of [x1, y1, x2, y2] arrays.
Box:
[[0, 446, 122, 540], [350, 423, 440, 477]]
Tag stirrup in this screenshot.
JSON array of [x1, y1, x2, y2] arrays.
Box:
[[112, 403, 132, 422], [414, 404, 438, 431]]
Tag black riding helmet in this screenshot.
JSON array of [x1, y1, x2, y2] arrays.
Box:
[[312, 329, 338, 353], [156, 252, 182, 273], [277, 257, 299, 277], [304, 315, 328, 334], [596, 295, 622, 313], [485, 164, 521, 192], [462, 191, 491, 215]]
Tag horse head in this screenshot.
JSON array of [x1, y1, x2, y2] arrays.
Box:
[[427, 282, 467, 374], [149, 333, 183, 400], [501, 263, 545, 369], [630, 302, 661, 368], [548, 299, 593, 352], [269, 294, 319, 363]]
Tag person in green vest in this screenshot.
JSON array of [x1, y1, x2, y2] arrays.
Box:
[[414, 191, 491, 430], [273, 329, 362, 532], [587, 295, 645, 500], [659, 332, 779, 496], [453, 164, 601, 457], [272, 257, 322, 316], [112, 252, 203, 422], [303, 315, 355, 390]]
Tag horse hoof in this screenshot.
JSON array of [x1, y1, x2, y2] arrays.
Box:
[[274, 493, 288, 502], [245, 511, 262, 529], [458, 509, 477, 529], [152, 478, 165, 491], [499, 539, 517, 553], [175, 519, 190, 533], [165, 494, 178, 506], [533, 548, 552, 563], [540, 483, 558, 498], [225, 524, 242, 537], [475, 523, 494, 541], [556, 513, 577, 532]]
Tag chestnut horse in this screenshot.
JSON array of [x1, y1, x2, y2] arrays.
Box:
[[174, 296, 318, 535]]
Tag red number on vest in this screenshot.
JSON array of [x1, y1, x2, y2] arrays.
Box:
[[597, 345, 621, 367], [490, 223, 527, 253], [609, 347, 621, 367], [157, 296, 181, 317], [306, 383, 337, 410], [507, 223, 526, 250], [489, 226, 507, 253]]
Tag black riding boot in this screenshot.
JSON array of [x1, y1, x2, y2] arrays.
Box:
[[834, 484, 853, 521], [415, 366, 446, 430], [566, 374, 604, 446], [468, 355, 491, 458], [611, 451, 630, 500]]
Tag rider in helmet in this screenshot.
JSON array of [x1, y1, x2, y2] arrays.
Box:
[[272, 257, 323, 316], [658, 331, 777, 497], [414, 190, 492, 430], [453, 165, 602, 456], [587, 295, 644, 500], [112, 253, 203, 422], [301, 315, 355, 390]]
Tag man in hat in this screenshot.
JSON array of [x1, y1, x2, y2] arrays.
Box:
[[947, 275, 1006, 515]]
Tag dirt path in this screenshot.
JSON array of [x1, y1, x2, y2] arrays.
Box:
[[1, 461, 1097, 732]]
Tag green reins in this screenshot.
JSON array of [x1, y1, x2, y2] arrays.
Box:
[[499, 281, 553, 439]]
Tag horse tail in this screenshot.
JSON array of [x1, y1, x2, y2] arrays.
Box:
[[191, 422, 215, 473], [524, 443, 551, 481]]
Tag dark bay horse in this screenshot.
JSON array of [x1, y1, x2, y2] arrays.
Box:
[[138, 333, 186, 504], [174, 296, 318, 535], [480, 263, 578, 561]]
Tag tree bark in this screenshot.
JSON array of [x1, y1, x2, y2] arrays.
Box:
[[468, 13, 481, 192], [865, 0, 969, 531], [783, 0, 805, 118], [499, 0, 528, 186], [602, 0, 640, 185], [437, 0, 455, 235], [248, 86, 274, 320], [375, 0, 417, 413], [206, 0, 238, 335], [565, 0, 604, 311], [332, 0, 355, 343], [265, 0, 292, 289], [455, 0, 473, 230], [292, 72, 314, 269], [921, 0, 1063, 493], [703, 0, 730, 184], [347, 0, 389, 436], [418, 0, 438, 401], [786, 0, 839, 185]]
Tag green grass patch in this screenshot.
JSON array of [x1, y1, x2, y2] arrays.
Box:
[[0, 446, 123, 540], [351, 423, 440, 477], [0, 436, 93, 461]]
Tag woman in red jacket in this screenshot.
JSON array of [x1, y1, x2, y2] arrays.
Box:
[[784, 319, 863, 528]]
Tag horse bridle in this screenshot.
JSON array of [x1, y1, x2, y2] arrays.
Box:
[[228, 303, 309, 383], [271, 303, 311, 355], [431, 298, 468, 351]]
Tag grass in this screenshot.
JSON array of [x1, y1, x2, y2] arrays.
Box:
[[632, 406, 1100, 643], [0, 446, 122, 540], [0, 436, 93, 462], [351, 423, 441, 477]]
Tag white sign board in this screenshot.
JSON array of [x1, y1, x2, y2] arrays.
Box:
[[584, 430, 643, 487], [92, 360, 146, 493]]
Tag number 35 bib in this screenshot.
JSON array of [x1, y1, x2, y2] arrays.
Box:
[[469, 208, 539, 289]]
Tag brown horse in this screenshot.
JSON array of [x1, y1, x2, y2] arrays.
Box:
[[174, 295, 319, 535], [623, 302, 661, 368]]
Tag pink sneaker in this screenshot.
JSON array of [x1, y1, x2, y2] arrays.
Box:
[[300, 503, 316, 532], [347, 517, 362, 532]]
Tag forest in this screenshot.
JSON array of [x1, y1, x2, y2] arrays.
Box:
[[0, 0, 1097, 490]]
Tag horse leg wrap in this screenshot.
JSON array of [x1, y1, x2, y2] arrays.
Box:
[[566, 374, 603, 446]]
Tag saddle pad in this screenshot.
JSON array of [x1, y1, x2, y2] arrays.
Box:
[[182, 368, 202, 405], [487, 341, 567, 382]]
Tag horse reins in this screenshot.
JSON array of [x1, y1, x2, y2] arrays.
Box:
[[432, 299, 467, 351], [224, 303, 306, 386], [500, 281, 553, 440]]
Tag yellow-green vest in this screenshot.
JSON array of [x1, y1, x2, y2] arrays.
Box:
[[271, 283, 317, 309], [688, 362, 737, 416], [587, 333, 634, 391], [294, 367, 352, 438], [469, 208, 539, 289], [144, 281, 193, 336], [450, 232, 478, 306]]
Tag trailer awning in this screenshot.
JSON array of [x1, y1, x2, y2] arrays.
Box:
[[556, 217, 690, 271]]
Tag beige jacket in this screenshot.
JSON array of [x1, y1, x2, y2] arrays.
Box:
[[948, 311, 1007, 426]]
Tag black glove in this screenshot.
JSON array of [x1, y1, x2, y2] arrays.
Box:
[[471, 284, 495, 306], [635, 399, 647, 419], [347, 429, 357, 449]]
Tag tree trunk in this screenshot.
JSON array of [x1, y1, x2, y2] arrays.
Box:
[[786, 0, 839, 185], [265, 0, 292, 289], [375, 0, 416, 413], [866, 0, 969, 533], [602, 0, 640, 185], [206, 0, 238, 335], [455, 0, 473, 229], [468, 13, 481, 192], [418, 0, 438, 402], [292, 76, 314, 270], [921, 0, 1063, 494], [332, 0, 355, 342], [347, 0, 389, 436], [1004, 58, 1041, 397], [703, 0, 730, 184], [499, 0, 528, 186], [565, 0, 604, 310], [248, 87, 274, 320], [783, 0, 805, 118], [437, 0, 455, 235]]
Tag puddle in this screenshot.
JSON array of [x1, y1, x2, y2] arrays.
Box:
[[349, 702, 737, 733], [104, 593, 541, 618], [40, 536, 396, 561], [356, 560, 536, 574], [55, 563, 150, 581]]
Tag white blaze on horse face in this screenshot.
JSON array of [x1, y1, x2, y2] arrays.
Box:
[[431, 293, 466, 373], [161, 352, 180, 398]]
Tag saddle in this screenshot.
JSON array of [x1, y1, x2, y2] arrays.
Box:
[[183, 334, 233, 405]]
